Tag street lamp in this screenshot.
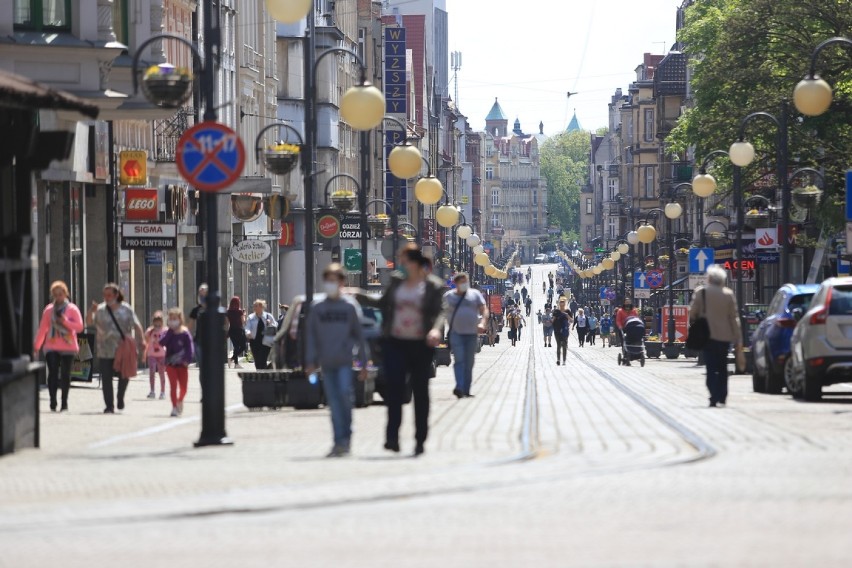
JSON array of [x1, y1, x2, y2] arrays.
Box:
[[692, 150, 730, 246], [793, 37, 852, 116], [266, 0, 312, 23], [637, 224, 656, 244]]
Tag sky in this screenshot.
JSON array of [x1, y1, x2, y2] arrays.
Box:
[[447, 0, 683, 136]]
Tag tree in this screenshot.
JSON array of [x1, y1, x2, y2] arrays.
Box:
[[669, 0, 852, 234], [541, 130, 591, 236]]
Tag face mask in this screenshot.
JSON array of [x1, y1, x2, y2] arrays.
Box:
[[323, 281, 341, 298], [398, 265, 410, 279], [458, 282, 470, 293], [167, 319, 180, 329]]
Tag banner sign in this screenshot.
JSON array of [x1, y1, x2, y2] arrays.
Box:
[[384, 27, 407, 115], [121, 223, 177, 250], [340, 215, 364, 240], [230, 240, 271, 264]]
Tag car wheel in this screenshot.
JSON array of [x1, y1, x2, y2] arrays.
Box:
[[764, 353, 784, 395], [784, 358, 802, 399], [752, 354, 767, 393], [803, 369, 822, 402]]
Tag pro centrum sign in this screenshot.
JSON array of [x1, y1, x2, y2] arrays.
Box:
[[121, 223, 177, 250]]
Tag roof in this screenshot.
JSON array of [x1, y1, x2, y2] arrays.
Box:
[[486, 97, 507, 121], [0, 69, 99, 118], [566, 111, 581, 132]]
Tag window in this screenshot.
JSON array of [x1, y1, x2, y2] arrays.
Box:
[[533, 213, 538, 228], [113, 0, 129, 44], [586, 197, 593, 215], [14, 0, 71, 30], [644, 167, 655, 198], [491, 189, 499, 207], [607, 217, 619, 239], [486, 165, 494, 180], [608, 178, 619, 201], [491, 213, 500, 228], [644, 109, 654, 142]]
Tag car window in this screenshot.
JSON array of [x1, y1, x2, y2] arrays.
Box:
[[768, 291, 785, 314], [828, 285, 852, 315], [786, 293, 814, 313]]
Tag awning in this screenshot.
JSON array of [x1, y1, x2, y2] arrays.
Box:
[[0, 69, 99, 118]]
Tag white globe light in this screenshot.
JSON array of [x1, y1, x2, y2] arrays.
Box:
[[617, 242, 629, 254], [592, 265, 603, 275], [485, 265, 497, 276], [793, 76, 833, 117], [602, 258, 615, 270], [414, 176, 443, 205], [665, 202, 683, 220], [475, 252, 490, 267], [457, 224, 472, 239], [436, 204, 460, 228], [388, 144, 423, 179], [611, 251, 621, 261], [729, 141, 755, 167], [692, 174, 717, 198], [637, 224, 656, 244], [627, 231, 639, 245], [466, 233, 481, 247], [340, 84, 385, 130], [473, 245, 484, 254], [266, 0, 312, 23]]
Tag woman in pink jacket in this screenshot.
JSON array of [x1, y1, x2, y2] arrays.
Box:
[[34, 281, 85, 412]]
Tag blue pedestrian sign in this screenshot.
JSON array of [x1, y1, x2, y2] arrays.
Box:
[[634, 271, 649, 290], [176, 121, 246, 192], [689, 247, 715, 273]]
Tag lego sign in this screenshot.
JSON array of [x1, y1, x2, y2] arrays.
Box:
[[124, 188, 159, 221]]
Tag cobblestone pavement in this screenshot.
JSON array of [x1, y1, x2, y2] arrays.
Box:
[[2, 264, 852, 567]]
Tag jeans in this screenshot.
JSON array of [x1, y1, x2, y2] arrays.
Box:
[[45, 352, 73, 408], [383, 338, 433, 445], [98, 357, 129, 411], [322, 366, 354, 447], [555, 335, 568, 362], [704, 339, 730, 404], [450, 332, 478, 395]]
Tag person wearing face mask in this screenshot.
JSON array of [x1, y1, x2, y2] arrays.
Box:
[[158, 308, 195, 417], [443, 273, 488, 399], [34, 281, 85, 412], [87, 283, 146, 413], [245, 299, 276, 370], [356, 243, 446, 457], [305, 264, 369, 457]]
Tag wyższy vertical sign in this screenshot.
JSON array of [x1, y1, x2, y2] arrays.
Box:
[[384, 27, 407, 116]]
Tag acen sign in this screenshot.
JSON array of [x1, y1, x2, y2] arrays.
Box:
[[125, 188, 159, 221]]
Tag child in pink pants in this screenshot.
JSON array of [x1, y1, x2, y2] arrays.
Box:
[[145, 312, 167, 399]]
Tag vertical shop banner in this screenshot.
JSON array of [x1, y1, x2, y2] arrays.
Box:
[[661, 305, 690, 343], [384, 27, 407, 116], [385, 129, 408, 218]]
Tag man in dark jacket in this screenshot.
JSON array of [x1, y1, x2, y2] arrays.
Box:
[[552, 297, 573, 366]]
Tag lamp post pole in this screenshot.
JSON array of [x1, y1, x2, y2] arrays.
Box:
[[303, 10, 318, 308], [732, 165, 748, 344], [359, 130, 370, 287]]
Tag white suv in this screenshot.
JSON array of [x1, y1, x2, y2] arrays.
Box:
[[786, 277, 852, 401]]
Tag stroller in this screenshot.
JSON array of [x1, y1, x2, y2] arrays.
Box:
[[617, 315, 646, 367]]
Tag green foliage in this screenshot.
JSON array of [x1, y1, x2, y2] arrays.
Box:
[[541, 130, 591, 235], [669, 0, 852, 235]]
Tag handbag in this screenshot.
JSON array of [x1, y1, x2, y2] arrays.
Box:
[[76, 340, 93, 362], [262, 317, 279, 347], [106, 306, 138, 379], [444, 294, 466, 349], [686, 288, 711, 350]]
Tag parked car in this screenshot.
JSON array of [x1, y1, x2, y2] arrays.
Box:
[[751, 283, 818, 394], [534, 253, 548, 264], [786, 277, 852, 401]]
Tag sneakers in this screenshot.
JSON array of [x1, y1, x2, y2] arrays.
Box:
[[147, 391, 156, 399], [159, 392, 166, 400], [326, 445, 350, 458], [103, 407, 114, 414], [177, 401, 184, 415], [170, 407, 179, 417], [556, 360, 561, 366], [60, 403, 68, 412], [453, 388, 463, 399], [414, 443, 425, 457], [384, 441, 400, 453]]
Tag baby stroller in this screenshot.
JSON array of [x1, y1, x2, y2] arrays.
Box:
[[618, 315, 646, 367]]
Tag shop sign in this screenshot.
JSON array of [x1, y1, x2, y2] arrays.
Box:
[[340, 215, 363, 240], [661, 305, 690, 343], [120, 223, 177, 250], [230, 240, 271, 264], [317, 215, 340, 239], [125, 188, 159, 221], [119, 150, 147, 185]]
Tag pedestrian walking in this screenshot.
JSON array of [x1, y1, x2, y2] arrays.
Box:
[[574, 308, 588, 347], [34, 280, 84, 412], [587, 312, 598, 346], [521, 285, 528, 303], [506, 308, 522, 346], [187, 283, 208, 366], [513, 289, 521, 305], [599, 313, 613, 348], [245, 299, 277, 370], [487, 313, 500, 347], [356, 244, 444, 456], [226, 296, 247, 369], [159, 308, 194, 417], [541, 307, 554, 347], [86, 283, 146, 414], [615, 301, 638, 348], [443, 273, 488, 399], [144, 311, 167, 399], [552, 297, 572, 365], [542, 281, 546, 294], [689, 265, 743, 408], [306, 264, 369, 458]]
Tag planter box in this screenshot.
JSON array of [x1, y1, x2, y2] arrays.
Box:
[[745, 214, 771, 229], [0, 360, 43, 455], [142, 77, 191, 109], [238, 370, 288, 410], [287, 372, 324, 409], [683, 347, 699, 358], [264, 152, 299, 175], [664, 344, 682, 359], [645, 341, 663, 358], [792, 191, 821, 208]]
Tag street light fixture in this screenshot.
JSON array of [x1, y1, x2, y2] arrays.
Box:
[[637, 224, 656, 244], [436, 204, 461, 228], [266, 0, 312, 23], [617, 242, 630, 255], [457, 224, 472, 240], [466, 233, 481, 247], [793, 37, 852, 116], [627, 231, 640, 245], [664, 202, 683, 220], [388, 142, 423, 179]]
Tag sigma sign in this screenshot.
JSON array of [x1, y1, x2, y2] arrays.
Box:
[[230, 240, 271, 264], [125, 188, 159, 221]]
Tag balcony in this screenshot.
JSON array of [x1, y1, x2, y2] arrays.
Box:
[[153, 107, 194, 162]]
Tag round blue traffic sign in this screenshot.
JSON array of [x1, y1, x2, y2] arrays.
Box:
[[176, 121, 245, 192], [646, 269, 664, 289]]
